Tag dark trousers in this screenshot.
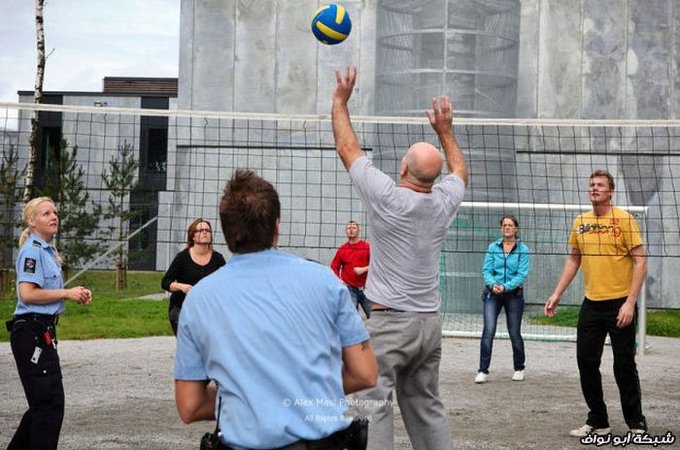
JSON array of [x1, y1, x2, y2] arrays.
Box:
[[577, 298, 646, 430], [347, 286, 371, 318], [169, 303, 181, 336], [8, 320, 64, 450]]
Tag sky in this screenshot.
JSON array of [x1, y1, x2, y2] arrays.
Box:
[[0, 0, 180, 104]]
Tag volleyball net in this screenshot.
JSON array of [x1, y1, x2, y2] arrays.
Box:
[[2, 102, 680, 341]]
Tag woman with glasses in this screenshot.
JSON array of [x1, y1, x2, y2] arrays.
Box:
[[162, 219, 226, 335], [475, 214, 530, 384]]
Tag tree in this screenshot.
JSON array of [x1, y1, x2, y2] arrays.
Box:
[[38, 139, 103, 278], [102, 141, 139, 291], [24, 0, 47, 202], [0, 144, 26, 291]]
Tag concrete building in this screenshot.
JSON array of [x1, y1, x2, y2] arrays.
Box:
[[179, 0, 680, 119], [13, 78, 177, 271], [172, 0, 680, 309]]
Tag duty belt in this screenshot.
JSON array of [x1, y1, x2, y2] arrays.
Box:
[[208, 417, 367, 450], [6, 313, 59, 348], [14, 312, 59, 327]]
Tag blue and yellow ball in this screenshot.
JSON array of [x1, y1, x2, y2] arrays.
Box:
[[311, 4, 352, 45]]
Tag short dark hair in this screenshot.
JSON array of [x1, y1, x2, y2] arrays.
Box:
[[219, 169, 280, 253], [590, 170, 615, 190]]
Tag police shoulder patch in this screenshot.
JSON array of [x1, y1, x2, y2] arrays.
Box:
[[32, 240, 42, 247], [23, 258, 37, 274]]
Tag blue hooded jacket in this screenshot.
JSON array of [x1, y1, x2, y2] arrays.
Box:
[[482, 238, 530, 293]]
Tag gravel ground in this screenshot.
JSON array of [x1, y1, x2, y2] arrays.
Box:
[[0, 335, 678, 449]]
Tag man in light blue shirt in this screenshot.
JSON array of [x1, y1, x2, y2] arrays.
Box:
[[174, 169, 377, 450]]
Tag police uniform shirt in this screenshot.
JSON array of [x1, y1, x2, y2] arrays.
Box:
[[14, 233, 65, 316], [175, 249, 369, 449]]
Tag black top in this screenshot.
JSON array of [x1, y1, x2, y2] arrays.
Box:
[[161, 248, 226, 308]]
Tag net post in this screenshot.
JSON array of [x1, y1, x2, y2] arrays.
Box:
[[638, 283, 647, 356]]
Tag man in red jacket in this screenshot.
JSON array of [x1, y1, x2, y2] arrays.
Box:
[[331, 220, 371, 318]]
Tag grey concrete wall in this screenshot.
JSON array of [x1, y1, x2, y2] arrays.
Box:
[[178, 0, 376, 115], [180, 0, 680, 119], [516, 0, 680, 119]]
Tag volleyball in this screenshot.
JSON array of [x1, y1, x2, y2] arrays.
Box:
[[311, 4, 352, 45]]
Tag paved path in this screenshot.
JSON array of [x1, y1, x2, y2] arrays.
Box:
[[1, 335, 678, 449]]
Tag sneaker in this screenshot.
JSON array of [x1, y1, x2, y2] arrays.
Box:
[[569, 424, 611, 437], [629, 428, 646, 435], [512, 370, 525, 381], [474, 372, 487, 383]]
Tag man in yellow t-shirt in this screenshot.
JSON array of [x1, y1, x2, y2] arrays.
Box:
[[545, 170, 647, 438]]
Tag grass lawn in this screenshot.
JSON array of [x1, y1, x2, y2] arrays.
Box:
[[2, 270, 679, 340], [530, 305, 680, 337], [0, 270, 172, 341]]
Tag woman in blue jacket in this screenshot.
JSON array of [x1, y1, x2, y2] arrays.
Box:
[[475, 214, 530, 384]]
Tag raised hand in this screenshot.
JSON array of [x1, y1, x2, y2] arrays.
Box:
[[334, 66, 357, 105], [426, 96, 453, 136]]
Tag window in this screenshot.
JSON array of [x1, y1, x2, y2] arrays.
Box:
[[145, 127, 167, 172]]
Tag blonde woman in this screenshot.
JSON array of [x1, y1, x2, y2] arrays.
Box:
[[7, 197, 92, 450]]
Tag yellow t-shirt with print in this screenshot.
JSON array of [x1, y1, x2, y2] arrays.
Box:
[[568, 206, 643, 301]]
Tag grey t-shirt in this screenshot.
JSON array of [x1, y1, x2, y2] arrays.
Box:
[[349, 156, 465, 312]]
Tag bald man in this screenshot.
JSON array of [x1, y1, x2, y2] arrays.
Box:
[[332, 66, 468, 450]]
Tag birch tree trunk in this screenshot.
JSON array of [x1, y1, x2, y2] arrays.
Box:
[[24, 0, 46, 202]]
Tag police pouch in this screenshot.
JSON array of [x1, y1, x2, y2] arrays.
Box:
[[200, 431, 222, 450], [201, 393, 224, 450], [346, 416, 369, 450]]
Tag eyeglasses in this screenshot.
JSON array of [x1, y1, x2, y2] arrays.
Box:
[[194, 228, 211, 233]]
